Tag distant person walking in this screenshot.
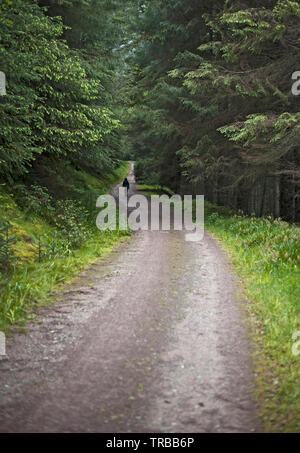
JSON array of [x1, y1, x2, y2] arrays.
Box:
[[122, 177, 130, 192]]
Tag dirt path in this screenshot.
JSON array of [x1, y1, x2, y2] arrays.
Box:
[[0, 164, 260, 433]]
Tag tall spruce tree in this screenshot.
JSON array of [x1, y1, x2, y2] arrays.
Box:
[[0, 0, 130, 180]]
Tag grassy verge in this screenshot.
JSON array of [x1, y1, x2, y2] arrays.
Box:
[[205, 202, 300, 432], [0, 161, 131, 331]]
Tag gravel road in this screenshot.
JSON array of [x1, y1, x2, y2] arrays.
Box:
[[0, 164, 260, 433]]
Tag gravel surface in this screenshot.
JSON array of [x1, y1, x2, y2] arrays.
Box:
[[0, 164, 260, 433]]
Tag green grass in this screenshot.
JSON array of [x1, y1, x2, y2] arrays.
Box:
[[0, 161, 131, 331], [137, 184, 175, 197], [204, 202, 300, 432], [1, 229, 130, 329]]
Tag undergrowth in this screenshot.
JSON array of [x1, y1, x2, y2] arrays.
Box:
[[0, 161, 130, 330]]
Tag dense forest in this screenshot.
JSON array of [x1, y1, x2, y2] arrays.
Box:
[[1, 0, 299, 220], [128, 0, 300, 221]]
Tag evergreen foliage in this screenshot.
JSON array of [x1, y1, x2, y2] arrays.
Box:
[[0, 0, 129, 179], [127, 0, 300, 219]]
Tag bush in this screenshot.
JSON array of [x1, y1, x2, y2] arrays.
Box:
[[53, 199, 91, 248], [0, 220, 17, 274], [20, 184, 55, 219]]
